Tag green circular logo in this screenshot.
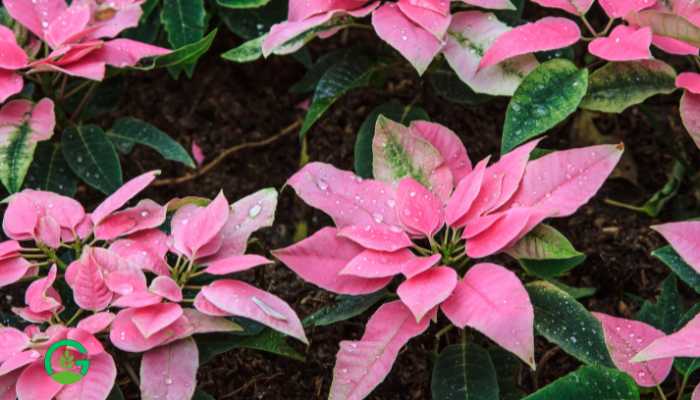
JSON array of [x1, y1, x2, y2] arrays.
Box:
[[44, 339, 90, 384]]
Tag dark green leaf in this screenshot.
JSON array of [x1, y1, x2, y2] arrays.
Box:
[[523, 366, 639, 400], [64, 78, 125, 120], [218, 0, 271, 9], [636, 275, 683, 333], [161, 0, 208, 76], [197, 329, 305, 364], [290, 50, 349, 94], [62, 125, 122, 194], [300, 54, 381, 137], [653, 245, 700, 294], [354, 101, 429, 178], [427, 62, 493, 106], [494, 0, 524, 25], [536, 46, 576, 63], [501, 59, 588, 154], [489, 348, 525, 400], [123, 0, 161, 44], [217, 0, 287, 40], [192, 390, 216, 400], [162, 0, 206, 48], [221, 35, 265, 63], [432, 343, 499, 400], [581, 60, 676, 114], [303, 291, 388, 327], [107, 117, 194, 167], [549, 279, 597, 300], [139, 29, 217, 71], [25, 142, 78, 196], [106, 386, 126, 400], [526, 281, 614, 367], [0, 7, 12, 27]]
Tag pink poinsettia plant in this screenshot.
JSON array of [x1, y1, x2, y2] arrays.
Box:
[[0, 0, 170, 102], [258, 0, 700, 149], [0, 171, 306, 400], [274, 116, 624, 399]]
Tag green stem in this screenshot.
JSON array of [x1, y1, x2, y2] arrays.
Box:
[[657, 385, 668, 400], [677, 374, 690, 400], [65, 309, 84, 327], [580, 15, 599, 37]]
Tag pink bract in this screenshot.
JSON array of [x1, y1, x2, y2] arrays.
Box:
[[479, 17, 581, 70], [593, 312, 672, 387], [588, 25, 653, 61]]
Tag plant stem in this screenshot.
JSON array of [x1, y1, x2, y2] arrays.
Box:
[[70, 82, 97, 122], [677, 374, 690, 400], [65, 309, 84, 326], [580, 15, 598, 37], [657, 385, 668, 400]]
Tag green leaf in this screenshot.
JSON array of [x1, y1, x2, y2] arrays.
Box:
[[161, 0, 208, 77], [653, 245, 700, 294], [354, 101, 429, 178], [106, 386, 126, 400], [507, 223, 582, 259], [432, 344, 499, 400], [300, 54, 381, 137], [140, 29, 217, 71], [62, 125, 122, 194], [606, 159, 684, 217], [427, 62, 493, 106], [221, 35, 265, 63], [627, 10, 700, 47], [161, 0, 206, 49], [192, 390, 216, 400], [581, 60, 677, 114], [197, 329, 305, 364], [0, 7, 12, 27], [64, 78, 125, 120], [290, 50, 349, 94], [636, 275, 683, 333], [123, 1, 161, 44], [507, 224, 585, 278], [218, 0, 271, 9], [674, 304, 700, 377], [523, 366, 639, 400], [0, 118, 39, 193], [501, 59, 588, 154], [549, 279, 597, 300], [489, 349, 525, 400], [107, 117, 194, 168], [25, 142, 78, 196], [303, 291, 388, 327], [217, 0, 286, 40], [526, 281, 614, 367]]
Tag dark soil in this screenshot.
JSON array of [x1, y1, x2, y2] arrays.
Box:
[[5, 26, 700, 400]]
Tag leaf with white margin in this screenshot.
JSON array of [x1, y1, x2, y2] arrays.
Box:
[[140, 338, 198, 400], [443, 11, 538, 96], [0, 98, 55, 193], [372, 116, 443, 188], [330, 300, 431, 400]]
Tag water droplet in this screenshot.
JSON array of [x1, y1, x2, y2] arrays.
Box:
[[249, 204, 262, 218]]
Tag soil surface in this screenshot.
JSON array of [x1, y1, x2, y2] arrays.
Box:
[[4, 22, 700, 400]]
